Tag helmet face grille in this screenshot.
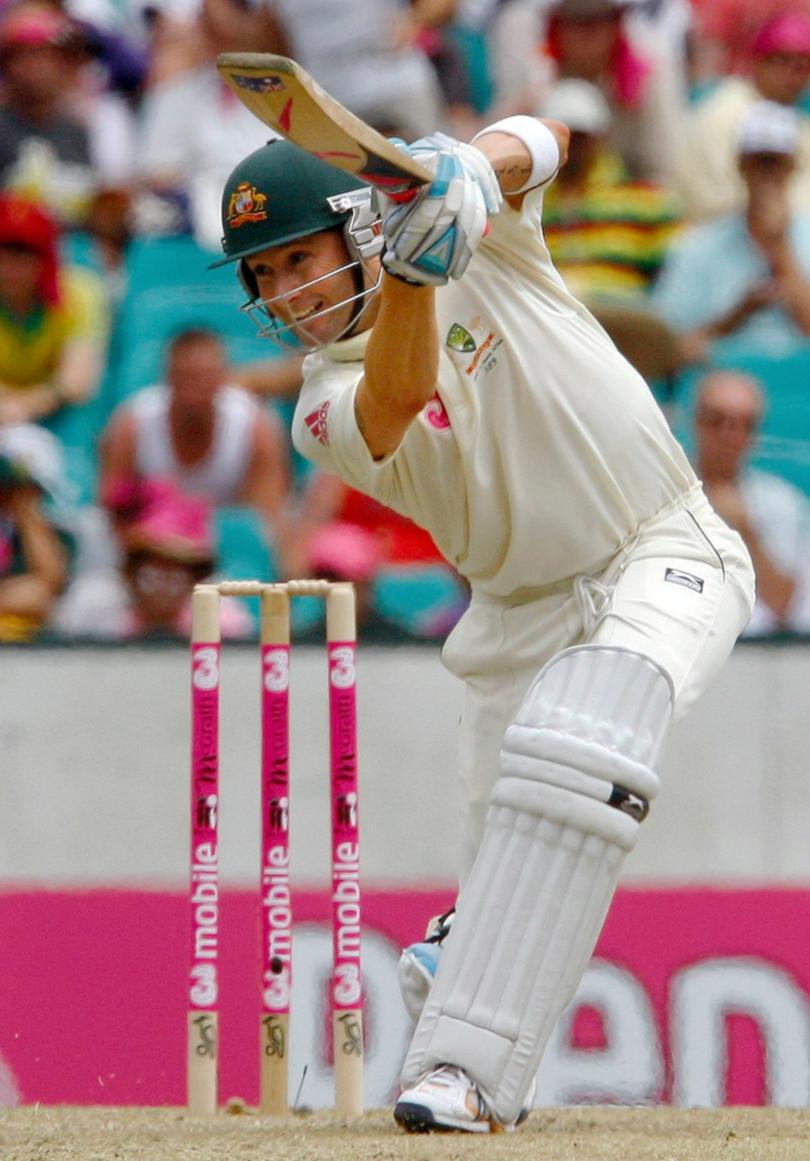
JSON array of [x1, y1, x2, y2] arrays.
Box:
[[240, 255, 382, 351], [216, 139, 379, 267]]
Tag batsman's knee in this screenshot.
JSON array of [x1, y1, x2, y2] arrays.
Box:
[[500, 644, 674, 839]]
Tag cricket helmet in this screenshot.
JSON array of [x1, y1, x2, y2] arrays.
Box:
[[212, 139, 383, 346]]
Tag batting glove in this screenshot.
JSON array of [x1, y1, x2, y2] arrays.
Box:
[[382, 149, 491, 286], [407, 132, 502, 216]]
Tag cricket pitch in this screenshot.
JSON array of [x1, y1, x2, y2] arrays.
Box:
[[3, 1106, 810, 1160]]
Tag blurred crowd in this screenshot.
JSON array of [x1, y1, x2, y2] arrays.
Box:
[[1, 0, 810, 643]]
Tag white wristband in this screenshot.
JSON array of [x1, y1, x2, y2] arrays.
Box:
[[472, 115, 560, 194]]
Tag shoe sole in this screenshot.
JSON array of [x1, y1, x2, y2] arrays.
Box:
[[394, 1100, 499, 1134]]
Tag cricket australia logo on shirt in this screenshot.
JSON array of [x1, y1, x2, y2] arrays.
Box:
[[446, 323, 476, 353], [445, 317, 502, 380], [305, 400, 331, 446]]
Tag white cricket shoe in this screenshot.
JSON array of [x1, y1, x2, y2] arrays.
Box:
[[394, 1065, 531, 1134]]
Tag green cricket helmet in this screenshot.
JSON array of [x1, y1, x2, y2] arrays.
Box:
[[212, 138, 383, 347]]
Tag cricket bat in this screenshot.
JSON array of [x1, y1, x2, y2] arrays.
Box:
[[216, 53, 432, 196]]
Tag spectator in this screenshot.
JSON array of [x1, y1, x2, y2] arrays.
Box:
[[0, 193, 108, 426], [676, 9, 810, 220], [404, 0, 482, 137], [62, 0, 150, 100], [693, 369, 810, 636], [285, 472, 451, 575], [288, 471, 469, 637], [300, 520, 411, 639], [99, 327, 291, 550], [652, 100, 810, 361], [540, 78, 681, 304], [0, 422, 69, 641], [492, 0, 688, 182], [77, 186, 133, 308], [0, 2, 133, 228], [56, 477, 252, 638], [271, 0, 446, 139], [135, 0, 287, 247]]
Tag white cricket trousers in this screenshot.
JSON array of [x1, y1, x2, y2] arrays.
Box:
[[441, 485, 756, 879]]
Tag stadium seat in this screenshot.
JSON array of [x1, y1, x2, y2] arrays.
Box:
[[373, 563, 467, 638], [111, 236, 285, 405]]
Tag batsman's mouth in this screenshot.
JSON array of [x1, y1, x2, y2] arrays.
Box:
[[290, 301, 326, 323]]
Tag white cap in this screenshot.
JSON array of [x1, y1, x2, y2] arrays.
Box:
[[542, 79, 612, 136], [737, 100, 799, 156]]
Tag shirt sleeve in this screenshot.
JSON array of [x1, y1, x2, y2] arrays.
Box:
[[291, 356, 401, 502]]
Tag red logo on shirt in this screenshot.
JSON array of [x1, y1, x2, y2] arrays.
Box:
[[304, 401, 331, 445], [422, 394, 451, 431]]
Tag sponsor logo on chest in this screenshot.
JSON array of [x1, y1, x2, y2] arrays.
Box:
[[445, 317, 503, 380]]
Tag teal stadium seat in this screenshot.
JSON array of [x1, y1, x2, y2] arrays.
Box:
[[285, 565, 467, 641], [49, 234, 295, 505], [42, 398, 106, 507], [373, 563, 466, 638], [111, 235, 287, 404], [213, 506, 278, 633]]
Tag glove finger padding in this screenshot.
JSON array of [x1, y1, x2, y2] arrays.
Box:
[[407, 132, 502, 216], [382, 151, 489, 286]]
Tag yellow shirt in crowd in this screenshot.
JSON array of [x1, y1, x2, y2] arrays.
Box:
[[0, 268, 107, 389]]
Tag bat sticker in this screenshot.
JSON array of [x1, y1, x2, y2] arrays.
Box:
[[232, 74, 286, 93]]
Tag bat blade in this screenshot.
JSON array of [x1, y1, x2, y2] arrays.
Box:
[[216, 53, 431, 195]]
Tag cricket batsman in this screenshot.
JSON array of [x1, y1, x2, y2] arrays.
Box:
[[213, 117, 756, 1131]]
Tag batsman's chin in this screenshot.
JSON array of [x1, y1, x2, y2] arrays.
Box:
[[292, 310, 354, 350]]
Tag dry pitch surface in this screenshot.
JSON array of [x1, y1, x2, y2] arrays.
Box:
[[2, 1106, 810, 1161]]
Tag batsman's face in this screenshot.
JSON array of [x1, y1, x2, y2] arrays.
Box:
[[246, 230, 365, 347]]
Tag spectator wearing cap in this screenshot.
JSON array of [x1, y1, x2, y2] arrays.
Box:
[[491, 0, 688, 182], [300, 519, 439, 641], [285, 469, 467, 638], [0, 422, 69, 641], [676, 9, 810, 220], [0, 194, 108, 427], [652, 99, 810, 359], [55, 477, 252, 639], [0, 3, 98, 227], [540, 78, 681, 304]]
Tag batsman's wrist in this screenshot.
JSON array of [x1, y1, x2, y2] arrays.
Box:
[[382, 264, 424, 287], [382, 255, 446, 288], [472, 116, 560, 193]]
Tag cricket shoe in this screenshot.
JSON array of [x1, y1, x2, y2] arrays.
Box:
[[394, 1065, 534, 1134]]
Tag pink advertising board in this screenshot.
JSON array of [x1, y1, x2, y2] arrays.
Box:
[[2, 888, 809, 1109]]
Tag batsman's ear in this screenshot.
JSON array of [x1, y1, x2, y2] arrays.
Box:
[[238, 258, 259, 301]]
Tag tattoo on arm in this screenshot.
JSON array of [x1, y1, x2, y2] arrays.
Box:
[[493, 161, 531, 190]]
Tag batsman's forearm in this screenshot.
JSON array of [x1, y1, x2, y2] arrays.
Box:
[[356, 275, 439, 459], [473, 119, 569, 202]]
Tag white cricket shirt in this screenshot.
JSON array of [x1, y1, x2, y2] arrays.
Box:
[[292, 190, 698, 597]]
